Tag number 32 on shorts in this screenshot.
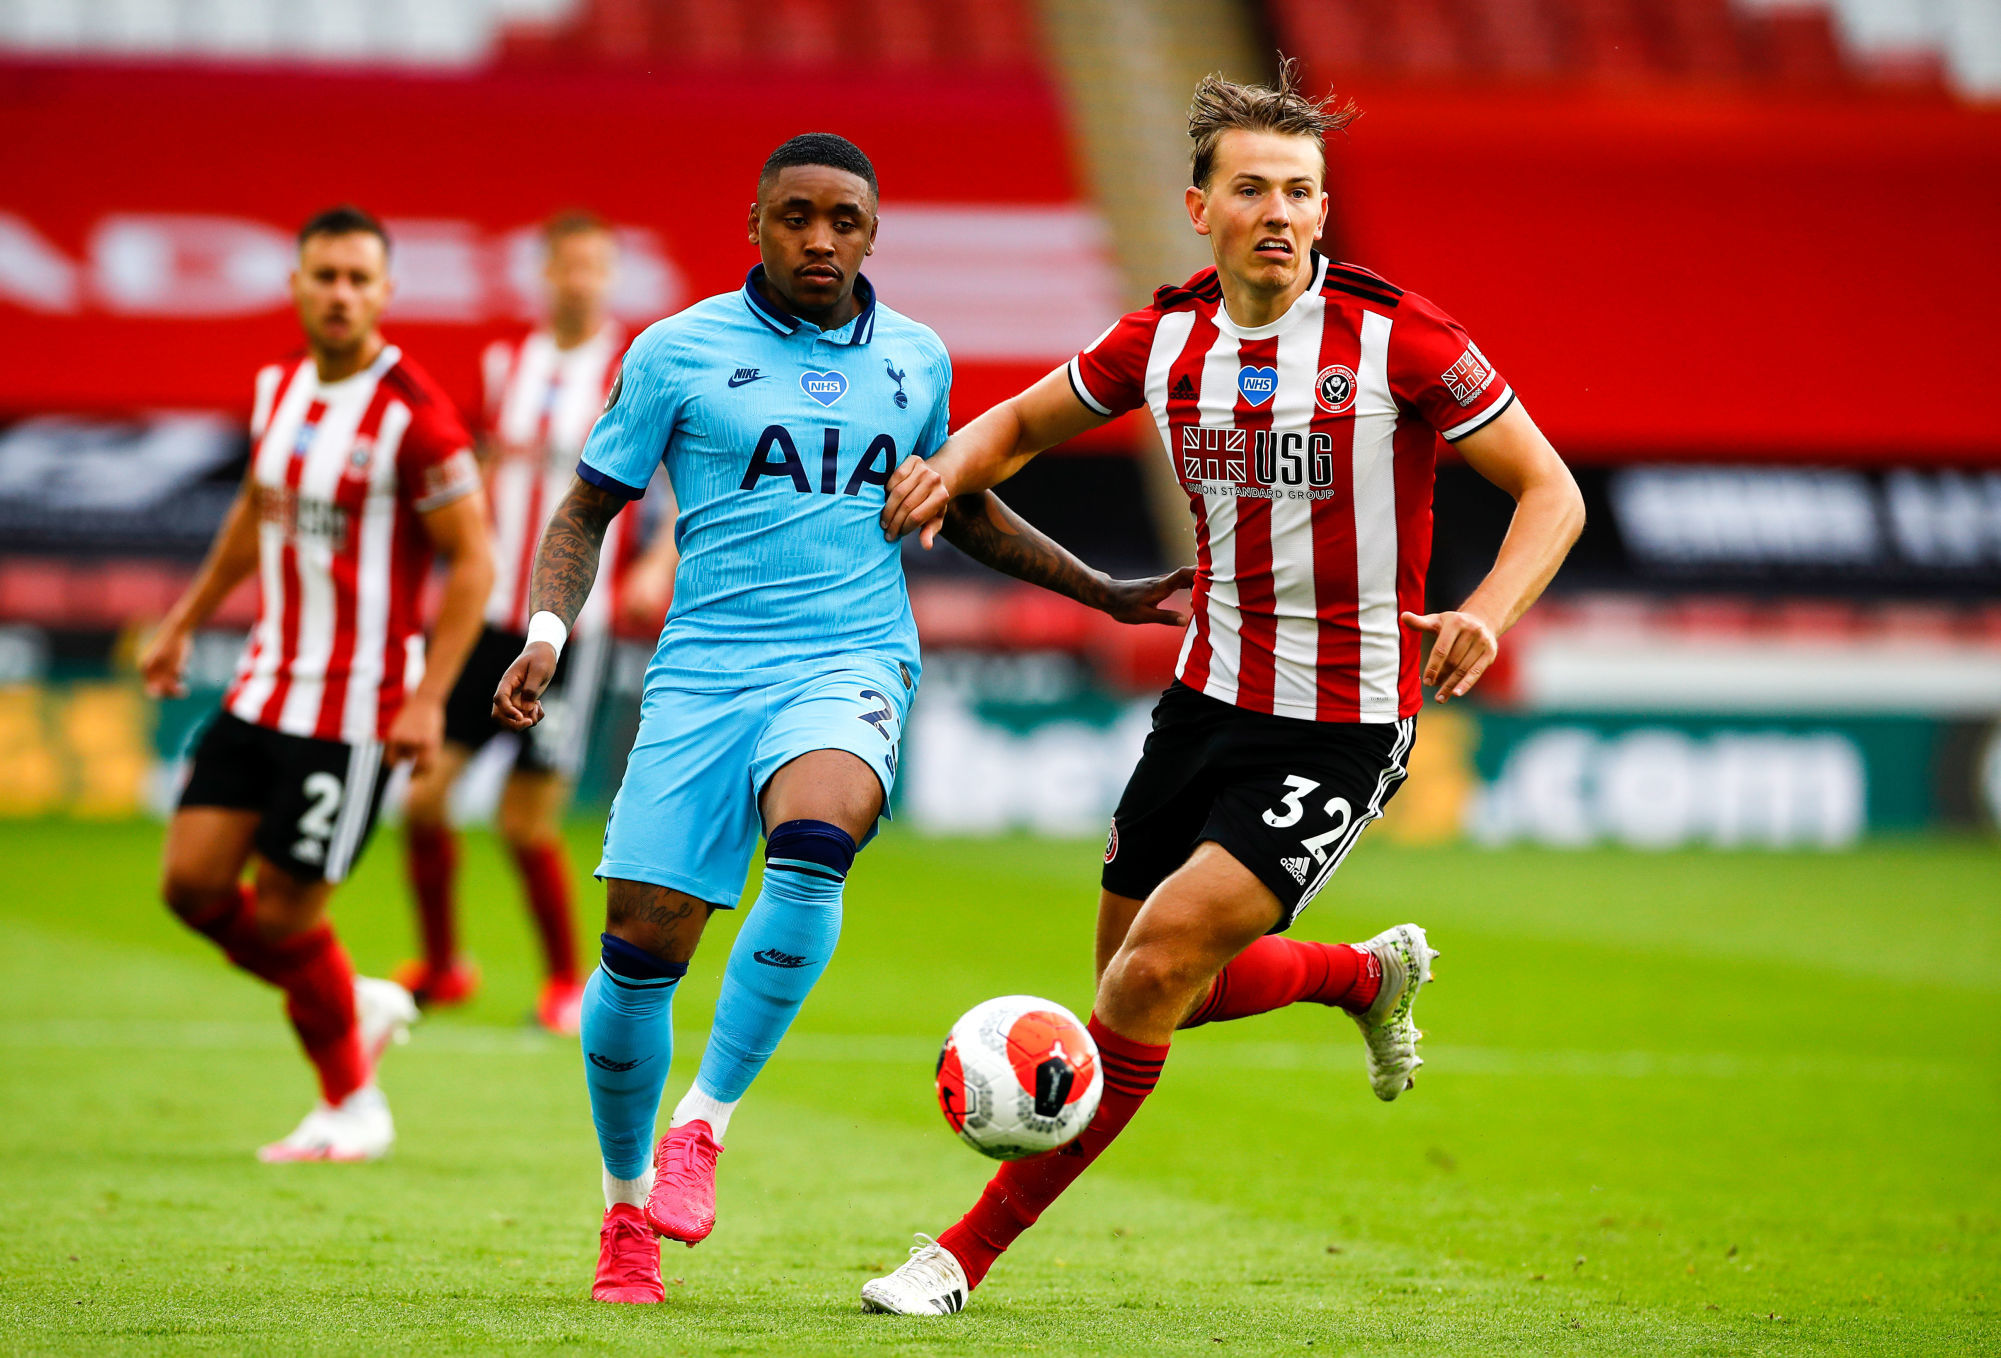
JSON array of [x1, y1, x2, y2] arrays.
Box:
[[1261, 774, 1353, 864]]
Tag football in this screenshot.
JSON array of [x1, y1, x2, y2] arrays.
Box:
[[935, 995, 1103, 1160]]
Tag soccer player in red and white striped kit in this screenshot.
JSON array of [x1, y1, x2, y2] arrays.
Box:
[[394, 212, 677, 1034], [141, 206, 495, 1162], [864, 66, 1586, 1312]]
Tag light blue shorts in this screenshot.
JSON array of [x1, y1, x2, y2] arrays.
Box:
[[595, 659, 914, 907]]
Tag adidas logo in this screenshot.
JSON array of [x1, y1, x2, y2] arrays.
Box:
[[1170, 375, 1197, 401], [1281, 856, 1311, 884]]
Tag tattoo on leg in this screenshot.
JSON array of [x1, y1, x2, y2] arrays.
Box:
[[608, 891, 699, 930]]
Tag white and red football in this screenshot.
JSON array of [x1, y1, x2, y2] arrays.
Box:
[[935, 995, 1102, 1160]]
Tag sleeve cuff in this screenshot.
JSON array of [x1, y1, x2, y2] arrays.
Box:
[[1066, 357, 1115, 418], [1442, 387, 1515, 442], [577, 460, 648, 500]]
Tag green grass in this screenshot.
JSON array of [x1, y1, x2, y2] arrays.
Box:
[[0, 820, 1996, 1355]]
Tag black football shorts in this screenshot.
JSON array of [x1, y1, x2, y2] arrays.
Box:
[[442, 623, 609, 780], [178, 709, 389, 884], [1101, 681, 1415, 932]]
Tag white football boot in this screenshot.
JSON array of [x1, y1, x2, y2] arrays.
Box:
[[861, 1235, 971, 1315], [1352, 922, 1439, 1101], [257, 1085, 395, 1162], [355, 975, 418, 1068]]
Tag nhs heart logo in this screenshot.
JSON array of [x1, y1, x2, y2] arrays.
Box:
[[800, 369, 848, 407], [1237, 365, 1277, 407]]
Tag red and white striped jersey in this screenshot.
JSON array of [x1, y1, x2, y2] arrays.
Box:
[[225, 345, 479, 744], [1068, 253, 1514, 723], [478, 326, 627, 636]]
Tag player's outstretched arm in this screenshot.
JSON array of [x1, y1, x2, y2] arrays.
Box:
[[389, 491, 495, 770], [881, 367, 1109, 546], [941, 491, 1194, 627], [493, 476, 626, 730], [1401, 402, 1585, 702], [139, 472, 261, 699]]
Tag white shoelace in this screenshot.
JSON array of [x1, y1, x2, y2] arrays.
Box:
[[896, 1235, 962, 1295]]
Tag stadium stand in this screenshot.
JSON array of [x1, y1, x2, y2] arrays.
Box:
[[1260, 0, 2001, 96]]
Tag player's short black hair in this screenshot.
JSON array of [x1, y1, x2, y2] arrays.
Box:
[[297, 204, 391, 255], [758, 133, 878, 203]]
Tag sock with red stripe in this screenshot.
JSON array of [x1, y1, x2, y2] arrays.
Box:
[[1180, 935, 1380, 1029], [511, 839, 579, 985], [190, 885, 368, 1104], [404, 822, 460, 972], [936, 1015, 1168, 1290]]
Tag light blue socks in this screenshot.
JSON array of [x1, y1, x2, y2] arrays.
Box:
[[688, 820, 855, 1110], [581, 933, 685, 1181]]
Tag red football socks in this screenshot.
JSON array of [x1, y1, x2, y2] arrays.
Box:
[[192, 886, 367, 1105], [1180, 935, 1380, 1028], [404, 822, 460, 972], [511, 839, 579, 985], [937, 1015, 1169, 1290]]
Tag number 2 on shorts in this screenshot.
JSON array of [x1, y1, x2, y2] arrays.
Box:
[[291, 771, 343, 866]]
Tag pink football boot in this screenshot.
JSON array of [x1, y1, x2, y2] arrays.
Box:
[[645, 1121, 724, 1245]]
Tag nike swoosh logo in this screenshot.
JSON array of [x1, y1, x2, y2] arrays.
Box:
[[727, 373, 767, 388]]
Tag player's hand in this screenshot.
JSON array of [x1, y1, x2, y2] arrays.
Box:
[[1098, 566, 1197, 627], [880, 456, 949, 549], [1401, 609, 1499, 702], [386, 693, 446, 772], [492, 642, 557, 731], [138, 623, 191, 699]]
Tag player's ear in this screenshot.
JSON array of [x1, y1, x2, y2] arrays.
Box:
[[1315, 189, 1329, 240], [746, 201, 761, 246], [865, 214, 878, 257], [1185, 184, 1211, 237]]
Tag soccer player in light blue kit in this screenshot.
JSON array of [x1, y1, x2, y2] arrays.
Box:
[[492, 134, 1193, 1303]]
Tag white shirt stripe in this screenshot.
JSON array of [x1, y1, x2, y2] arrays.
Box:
[[1353, 309, 1401, 719], [1266, 292, 1328, 718], [341, 399, 408, 744], [278, 368, 380, 735]]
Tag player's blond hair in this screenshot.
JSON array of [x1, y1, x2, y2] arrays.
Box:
[[1187, 58, 1359, 189]]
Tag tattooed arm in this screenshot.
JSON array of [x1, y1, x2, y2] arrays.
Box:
[[942, 491, 1193, 627], [491, 476, 627, 729]]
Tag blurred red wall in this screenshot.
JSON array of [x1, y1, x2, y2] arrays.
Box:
[[0, 61, 1089, 430], [1326, 87, 2001, 464]]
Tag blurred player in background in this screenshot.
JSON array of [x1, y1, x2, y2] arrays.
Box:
[[490, 133, 1189, 1305], [394, 212, 678, 1035], [864, 66, 1586, 1313], [140, 206, 495, 1162]]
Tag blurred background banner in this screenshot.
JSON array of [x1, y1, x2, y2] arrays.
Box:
[[1, 0, 1997, 837]]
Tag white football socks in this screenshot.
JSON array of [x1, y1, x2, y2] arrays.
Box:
[[603, 1164, 654, 1211], [670, 1085, 738, 1142]]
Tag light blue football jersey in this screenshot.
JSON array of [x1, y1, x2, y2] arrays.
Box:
[[578, 268, 952, 692]]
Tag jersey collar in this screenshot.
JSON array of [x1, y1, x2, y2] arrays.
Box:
[[741, 266, 879, 346], [1211, 252, 1330, 341]]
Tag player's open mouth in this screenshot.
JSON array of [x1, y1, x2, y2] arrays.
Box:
[[1253, 238, 1293, 259]]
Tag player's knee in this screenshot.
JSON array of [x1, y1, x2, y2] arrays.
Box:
[[160, 869, 227, 923], [605, 881, 716, 963], [495, 803, 550, 853], [1106, 942, 1209, 1015], [402, 781, 451, 831]]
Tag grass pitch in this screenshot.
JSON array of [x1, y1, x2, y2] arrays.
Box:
[[0, 818, 1995, 1355]]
